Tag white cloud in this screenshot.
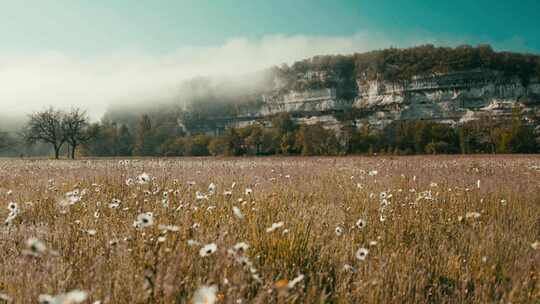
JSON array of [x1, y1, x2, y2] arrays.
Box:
[[0, 31, 519, 120]]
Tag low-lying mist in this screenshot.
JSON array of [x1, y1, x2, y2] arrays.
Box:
[[0, 31, 524, 126]]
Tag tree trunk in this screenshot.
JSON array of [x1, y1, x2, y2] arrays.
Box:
[[71, 144, 77, 159], [54, 146, 60, 159]]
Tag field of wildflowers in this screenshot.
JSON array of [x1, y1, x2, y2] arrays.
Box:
[[1, 156, 539, 303]]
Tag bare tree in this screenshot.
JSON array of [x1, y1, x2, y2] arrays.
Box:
[[63, 108, 90, 159], [23, 107, 66, 159]]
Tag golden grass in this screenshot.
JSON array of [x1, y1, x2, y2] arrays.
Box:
[[0, 155, 539, 303]]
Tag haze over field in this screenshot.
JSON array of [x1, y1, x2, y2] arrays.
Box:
[[0, 32, 424, 119], [1, 0, 539, 120]]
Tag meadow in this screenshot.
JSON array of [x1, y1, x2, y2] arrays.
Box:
[[0, 156, 539, 303]]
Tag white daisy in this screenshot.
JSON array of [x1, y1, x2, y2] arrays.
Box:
[[158, 224, 180, 232], [109, 198, 121, 209], [25, 238, 47, 256], [38, 290, 87, 304], [187, 239, 201, 247], [355, 247, 369, 261], [343, 264, 357, 273], [125, 178, 134, 186], [355, 218, 367, 229], [137, 173, 151, 184], [232, 242, 249, 253], [193, 285, 217, 304], [133, 212, 154, 229], [196, 191, 208, 201], [266, 221, 284, 233], [199, 243, 217, 257], [7, 202, 18, 212], [208, 183, 216, 195], [232, 206, 244, 220], [0, 293, 12, 303], [465, 211, 481, 219], [287, 274, 305, 289]]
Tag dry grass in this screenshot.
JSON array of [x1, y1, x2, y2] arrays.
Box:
[[0, 155, 539, 303]]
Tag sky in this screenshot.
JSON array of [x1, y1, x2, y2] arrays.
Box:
[[1, 0, 539, 119]]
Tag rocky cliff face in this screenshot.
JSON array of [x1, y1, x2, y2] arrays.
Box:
[[181, 69, 540, 134], [352, 69, 540, 128], [228, 69, 540, 129]]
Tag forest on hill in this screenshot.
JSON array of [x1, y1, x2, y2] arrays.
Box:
[[276, 44, 540, 97]]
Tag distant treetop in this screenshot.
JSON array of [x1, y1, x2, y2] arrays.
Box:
[[280, 44, 540, 85]]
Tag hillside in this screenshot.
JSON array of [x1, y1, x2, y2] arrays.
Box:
[[79, 45, 540, 156], [140, 44, 539, 134]]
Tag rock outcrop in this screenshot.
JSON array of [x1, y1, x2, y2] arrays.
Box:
[[353, 69, 540, 128], [208, 69, 539, 133]]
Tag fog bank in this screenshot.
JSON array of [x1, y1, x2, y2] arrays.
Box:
[[0, 31, 521, 120]]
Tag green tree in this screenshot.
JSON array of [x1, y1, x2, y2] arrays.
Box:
[[117, 124, 134, 156], [280, 132, 297, 155], [509, 110, 537, 153], [222, 128, 244, 156], [208, 136, 228, 156], [185, 134, 211, 156], [81, 121, 120, 156], [161, 137, 187, 156], [272, 113, 297, 134], [260, 129, 280, 155], [296, 124, 340, 155], [134, 115, 155, 156], [245, 124, 264, 155]]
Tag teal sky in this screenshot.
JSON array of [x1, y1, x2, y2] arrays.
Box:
[[1, 0, 539, 54], [1, 0, 539, 117]]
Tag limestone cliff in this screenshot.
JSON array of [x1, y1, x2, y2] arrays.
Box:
[[215, 69, 539, 133], [352, 69, 540, 127]]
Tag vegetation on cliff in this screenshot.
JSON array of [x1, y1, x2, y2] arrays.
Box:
[[78, 109, 538, 157], [289, 44, 540, 85]]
